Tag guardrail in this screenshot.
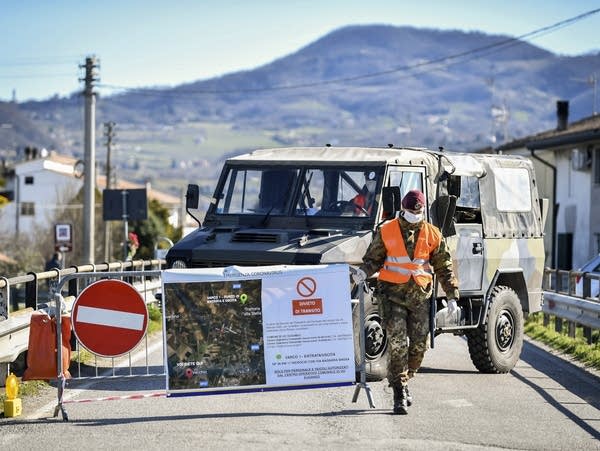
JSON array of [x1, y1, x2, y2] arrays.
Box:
[[0, 259, 164, 381], [0, 259, 165, 317], [542, 267, 600, 344]]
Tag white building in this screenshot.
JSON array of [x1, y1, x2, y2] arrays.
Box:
[[0, 151, 182, 238], [496, 101, 600, 270], [0, 153, 81, 236]]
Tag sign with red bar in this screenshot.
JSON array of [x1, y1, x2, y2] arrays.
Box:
[[71, 280, 148, 357]]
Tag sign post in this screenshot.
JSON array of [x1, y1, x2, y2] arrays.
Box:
[[54, 222, 72, 250], [102, 188, 147, 261], [54, 223, 72, 267], [71, 279, 148, 357]]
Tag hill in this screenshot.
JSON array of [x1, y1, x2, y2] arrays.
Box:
[[1, 24, 599, 195]]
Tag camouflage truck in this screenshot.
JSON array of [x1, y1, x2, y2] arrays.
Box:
[[166, 146, 547, 380]]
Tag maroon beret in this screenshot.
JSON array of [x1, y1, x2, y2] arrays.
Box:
[[401, 189, 426, 211]]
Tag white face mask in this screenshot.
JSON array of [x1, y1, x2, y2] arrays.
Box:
[[402, 210, 424, 223], [365, 180, 376, 192]]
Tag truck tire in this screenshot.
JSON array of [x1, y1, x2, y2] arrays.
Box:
[[352, 284, 388, 381], [466, 285, 524, 373]]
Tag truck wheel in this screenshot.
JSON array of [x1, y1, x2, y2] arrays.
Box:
[[466, 285, 524, 373], [352, 284, 388, 381]]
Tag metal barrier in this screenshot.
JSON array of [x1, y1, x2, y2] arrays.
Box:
[[542, 292, 600, 329], [47, 265, 374, 421], [53, 270, 164, 421], [542, 267, 600, 343], [0, 259, 165, 315], [0, 259, 164, 381]]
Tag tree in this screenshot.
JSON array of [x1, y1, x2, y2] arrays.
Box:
[[129, 199, 182, 260]]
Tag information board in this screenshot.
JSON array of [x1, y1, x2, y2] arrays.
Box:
[[162, 264, 354, 395]]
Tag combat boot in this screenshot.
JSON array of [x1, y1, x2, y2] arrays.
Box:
[[393, 385, 408, 415], [404, 385, 413, 407]]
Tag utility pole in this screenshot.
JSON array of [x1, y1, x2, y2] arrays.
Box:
[[103, 121, 116, 261], [80, 56, 99, 264], [590, 73, 598, 116]]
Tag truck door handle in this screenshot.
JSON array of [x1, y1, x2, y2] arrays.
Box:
[[472, 242, 483, 254]]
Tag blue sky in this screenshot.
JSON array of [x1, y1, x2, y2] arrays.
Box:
[[1, 0, 599, 102]]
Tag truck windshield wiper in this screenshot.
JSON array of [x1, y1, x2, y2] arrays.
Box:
[[257, 177, 295, 227], [260, 205, 275, 227]]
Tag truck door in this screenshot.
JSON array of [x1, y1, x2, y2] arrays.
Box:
[[447, 175, 484, 292]]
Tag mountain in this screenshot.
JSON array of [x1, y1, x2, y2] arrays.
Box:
[[1, 25, 599, 193]]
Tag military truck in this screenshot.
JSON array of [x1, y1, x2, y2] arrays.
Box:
[[166, 146, 547, 380]]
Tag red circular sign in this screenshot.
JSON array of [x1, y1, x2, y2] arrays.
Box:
[[71, 279, 148, 357], [296, 277, 317, 297]]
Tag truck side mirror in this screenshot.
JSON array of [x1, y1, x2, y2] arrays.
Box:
[[382, 186, 401, 217], [185, 184, 202, 227], [432, 195, 457, 237], [186, 184, 200, 209], [447, 175, 461, 198]]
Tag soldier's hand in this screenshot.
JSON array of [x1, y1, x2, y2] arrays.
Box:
[[447, 299, 458, 316], [352, 268, 367, 285]]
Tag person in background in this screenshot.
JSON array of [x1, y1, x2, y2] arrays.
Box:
[[127, 232, 140, 261], [351, 171, 377, 216], [352, 189, 459, 415], [45, 252, 62, 271]]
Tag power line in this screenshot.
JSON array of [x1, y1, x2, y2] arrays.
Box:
[[97, 7, 600, 97], [0, 73, 76, 80], [0, 56, 83, 67]]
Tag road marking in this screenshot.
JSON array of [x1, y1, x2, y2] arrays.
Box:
[[442, 399, 473, 408], [63, 392, 165, 404], [76, 306, 145, 330]]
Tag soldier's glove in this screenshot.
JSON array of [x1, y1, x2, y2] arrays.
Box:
[[352, 268, 368, 285], [446, 299, 458, 316]]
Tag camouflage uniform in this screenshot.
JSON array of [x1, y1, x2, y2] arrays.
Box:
[[359, 216, 459, 387]]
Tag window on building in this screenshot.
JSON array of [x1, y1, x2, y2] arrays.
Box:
[[24, 176, 34, 185], [20, 202, 35, 216], [557, 233, 573, 270]]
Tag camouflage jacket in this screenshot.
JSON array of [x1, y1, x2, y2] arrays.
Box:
[[359, 216, 459, 304]]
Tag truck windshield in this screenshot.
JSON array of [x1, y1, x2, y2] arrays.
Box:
[[214, 168, 299, 215], [213, 166, 382, 218], [295, 168, 380, 217]]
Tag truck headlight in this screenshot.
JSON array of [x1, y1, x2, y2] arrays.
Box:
[[171, 259, 188, 269]]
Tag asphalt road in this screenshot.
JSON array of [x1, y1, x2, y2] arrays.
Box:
[[2, 334, 599, 450]]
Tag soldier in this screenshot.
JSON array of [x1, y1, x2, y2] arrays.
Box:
[[350, 171, 377, 216], [353, 189, 459, 415]]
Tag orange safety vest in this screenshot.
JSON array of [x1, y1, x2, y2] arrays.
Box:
[[378, 219, 442, 287]]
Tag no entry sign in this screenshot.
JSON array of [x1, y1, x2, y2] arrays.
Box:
[[71, 279, 148, 357]]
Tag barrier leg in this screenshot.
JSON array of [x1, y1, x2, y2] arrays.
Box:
[[52, 292, 69, 421], [350, 276, 375, 408], [53, 376, 68, 421]]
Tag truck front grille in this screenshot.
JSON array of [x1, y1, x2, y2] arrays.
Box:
[[231, 232, 280, 243]]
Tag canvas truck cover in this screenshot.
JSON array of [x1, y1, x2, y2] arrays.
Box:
[[442, 153, 544, 238]]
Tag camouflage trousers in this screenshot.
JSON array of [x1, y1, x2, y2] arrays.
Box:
[[379, 294, 430, 387]]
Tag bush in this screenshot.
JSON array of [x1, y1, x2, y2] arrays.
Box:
[[525, 312, 600, 370]]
